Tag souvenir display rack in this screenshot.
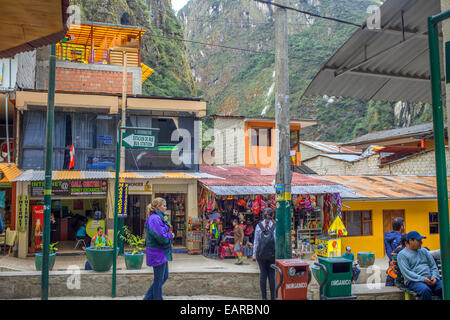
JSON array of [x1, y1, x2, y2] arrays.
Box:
[[186, 217, 202, 254]]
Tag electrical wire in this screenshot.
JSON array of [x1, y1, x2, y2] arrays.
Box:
[[253, 0, 363, 28]]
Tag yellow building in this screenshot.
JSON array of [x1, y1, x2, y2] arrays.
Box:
[[320, 175, 444, 258]]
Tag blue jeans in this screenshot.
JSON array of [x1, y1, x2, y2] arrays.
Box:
[[143, 262, 169, 300], [408, 280, 443, 300], [353, 267, 361, 282]]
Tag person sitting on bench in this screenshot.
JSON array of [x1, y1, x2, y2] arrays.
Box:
[[397, 231, 442, 300]]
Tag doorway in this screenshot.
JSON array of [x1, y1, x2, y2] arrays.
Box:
[[155, 193, 186, 247], [383, 209, 405, 257], [126, 195, 151, 237]]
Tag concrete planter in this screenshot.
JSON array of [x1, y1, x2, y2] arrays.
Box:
[[124, 252, 144, 270], [85, 247, 118, 272], [35, 253, 56, 271]]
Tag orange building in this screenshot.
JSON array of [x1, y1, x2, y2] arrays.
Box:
[[212, 115, 316, 168]]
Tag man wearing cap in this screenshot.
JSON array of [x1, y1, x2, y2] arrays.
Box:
[[397, 231, 442, 300]]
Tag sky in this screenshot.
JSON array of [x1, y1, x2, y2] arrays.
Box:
[[172, 0, 190, 12]]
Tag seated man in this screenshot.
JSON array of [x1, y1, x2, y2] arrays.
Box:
[[397, 231, 442, 300], [76, 221, 91, 249], [342, 246, 360, 283], [91, 227, 108, 247]]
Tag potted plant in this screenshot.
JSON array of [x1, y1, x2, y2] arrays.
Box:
[[35, 242, 58, 271], [120, 226, 145, 270], [85, 239, 118, 272]]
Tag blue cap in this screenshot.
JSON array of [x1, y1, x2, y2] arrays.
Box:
[[406, 231, 426, 241]]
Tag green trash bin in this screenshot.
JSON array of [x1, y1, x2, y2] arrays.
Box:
[[312, 257, 356, 300]]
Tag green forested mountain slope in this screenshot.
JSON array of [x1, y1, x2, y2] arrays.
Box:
[[179, 0, 432, 142]]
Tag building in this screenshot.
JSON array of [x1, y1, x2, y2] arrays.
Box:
[[303, 123, 450, 176], [212, 114, 316, 168], [319, 175, 444, 258], [8, 22, 207, 258]]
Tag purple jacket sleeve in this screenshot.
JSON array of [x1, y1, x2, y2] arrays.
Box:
[[148, 215, 173, 246]]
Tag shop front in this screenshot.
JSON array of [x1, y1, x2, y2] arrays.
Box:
[[14, 173, 110, 257], [197, 166, 349, 259]]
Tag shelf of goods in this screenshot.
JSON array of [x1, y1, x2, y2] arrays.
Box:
[[187, 218, 202, 254]]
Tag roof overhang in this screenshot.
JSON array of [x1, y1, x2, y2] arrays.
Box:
[[302, 0, 443, 104], [0, 0, 70, 58], [211, 114, 317, 128]]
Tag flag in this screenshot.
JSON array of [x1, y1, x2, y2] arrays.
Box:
[[69, 143, 75, 169]]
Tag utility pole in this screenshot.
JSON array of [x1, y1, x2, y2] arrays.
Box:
[[274, 7, 292, 260], [118, 51, 128, 256], [42, 43, 56, 300]]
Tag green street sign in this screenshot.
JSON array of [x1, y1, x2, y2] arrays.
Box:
[[122, 133, 156, 149]]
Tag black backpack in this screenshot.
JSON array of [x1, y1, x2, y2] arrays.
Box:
[[256, 222, 276, 261]]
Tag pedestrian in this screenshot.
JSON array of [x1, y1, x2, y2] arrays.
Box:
[[232, 219, 244, 265], [143, 197, 174, 300], [50, 213, 57, 243], [397, 231, 442, 300], [386, 234, 407, 285], [384, 217, 405, 286], [342, 246, 360, 283], [252, 208, 276, 300]]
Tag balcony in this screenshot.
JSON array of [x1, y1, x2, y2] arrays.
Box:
[[51, 22, 152, 95]]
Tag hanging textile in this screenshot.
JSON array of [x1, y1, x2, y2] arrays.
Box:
[[322, 193, 332, 233]]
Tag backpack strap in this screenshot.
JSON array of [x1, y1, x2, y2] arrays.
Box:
[[258, 222, 266, 232]]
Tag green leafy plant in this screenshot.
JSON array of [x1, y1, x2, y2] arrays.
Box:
[[93, 238, 114, 250], [120, 226, 145, 255], [40, 242, 59, 254]]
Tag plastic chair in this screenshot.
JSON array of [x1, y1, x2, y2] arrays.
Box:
[[5, 229, 17, 255]]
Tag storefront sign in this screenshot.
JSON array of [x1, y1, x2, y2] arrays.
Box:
[[122, 133, 156, 149], [30, 180, 108, 197], [127, 180, 152, 194], [17, 195, 29, 232], [117, 183, 129, 217]]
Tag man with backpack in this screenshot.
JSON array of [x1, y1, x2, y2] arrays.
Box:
[[252, 208, 276, 300]]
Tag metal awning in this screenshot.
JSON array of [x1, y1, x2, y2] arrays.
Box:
[[302, 0, 443, 104], [13, 170, 221, 181], [202, 184, 353, 196], [0, 0, 70, 58]]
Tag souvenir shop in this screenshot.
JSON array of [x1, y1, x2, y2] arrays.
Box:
[[198, 182, 344, 259]]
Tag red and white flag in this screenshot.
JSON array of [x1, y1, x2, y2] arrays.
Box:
[[69, 143, 75, 169]]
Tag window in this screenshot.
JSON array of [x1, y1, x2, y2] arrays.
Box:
[[342, 211, 373, 236], [250, 128, 272, 147], [125, 115, 197, 171], [21, 110, 117, 170], [290, 130, 300, 149], [429, 212, 439, 234]]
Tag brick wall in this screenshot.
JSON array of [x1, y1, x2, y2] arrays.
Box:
[[55, 67, 133, 94], [304, 149, 450, 176]]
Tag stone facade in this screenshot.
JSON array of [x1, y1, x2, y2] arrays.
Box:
[[304, 149, 450, 176], [213, 118, 245, 166]]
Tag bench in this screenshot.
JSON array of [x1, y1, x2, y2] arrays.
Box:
[[392, 252, 442, 300]]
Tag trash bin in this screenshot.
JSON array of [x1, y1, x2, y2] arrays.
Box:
[[271, 259, 311, 300], [311, 257, 356, 300], [357, 252, 375, 267]]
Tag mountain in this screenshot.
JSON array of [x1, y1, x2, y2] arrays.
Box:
[[73, 0, 197, 97], [178, 0, 432, 142]]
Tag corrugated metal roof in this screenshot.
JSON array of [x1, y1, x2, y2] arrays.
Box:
[[0, 163, 23, 182], [343, 122, 441, 146], [302, 0, 443, 104], [13, 170, 219, 181], [301, 141, 362, 154], [199, 166, 341, 195], [319, 175, 447, 200], [319, 154, 364, 162]]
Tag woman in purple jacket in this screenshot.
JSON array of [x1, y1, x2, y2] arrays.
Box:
[[143, 197, 174, 300]]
